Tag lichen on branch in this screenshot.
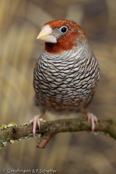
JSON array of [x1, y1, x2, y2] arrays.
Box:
[[0, 117, 116, 148]]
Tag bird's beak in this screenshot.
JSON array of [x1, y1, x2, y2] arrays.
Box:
[[37, 24, 57, 43]]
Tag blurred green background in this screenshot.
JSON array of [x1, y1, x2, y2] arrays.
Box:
[[0, 0, 116, 173]]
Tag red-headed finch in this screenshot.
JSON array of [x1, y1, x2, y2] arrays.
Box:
[[29, 19, 100, 137]]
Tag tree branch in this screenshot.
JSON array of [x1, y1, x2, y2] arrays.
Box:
[[0, 117, 116, 148]]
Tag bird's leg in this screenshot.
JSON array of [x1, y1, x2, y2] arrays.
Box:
[[86, 112, 98, 131], [29, 111, 45, 137], [80, 109, 98, 131], [29, 110, 53, 148]]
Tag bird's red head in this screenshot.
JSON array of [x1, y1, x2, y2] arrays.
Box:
[[37, 19, 87, 54]]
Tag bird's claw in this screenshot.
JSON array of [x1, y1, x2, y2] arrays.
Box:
[[87, 112, 98, 131], [29, 115, 41, 138]]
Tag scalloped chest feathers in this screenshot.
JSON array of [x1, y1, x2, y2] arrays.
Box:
[[34, 44, 100, 112]]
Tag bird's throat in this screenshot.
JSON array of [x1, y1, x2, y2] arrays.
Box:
[[45, 41, 77, 55]]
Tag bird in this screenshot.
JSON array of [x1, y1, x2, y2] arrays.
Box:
[[29, 19, 100, 137]]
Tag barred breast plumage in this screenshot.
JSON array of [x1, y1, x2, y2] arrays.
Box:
[[34, 41, 100, 113]]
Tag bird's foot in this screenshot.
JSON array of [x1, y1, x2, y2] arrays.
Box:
[[87, 112, 98, 131], [29, 114, 44, 137]]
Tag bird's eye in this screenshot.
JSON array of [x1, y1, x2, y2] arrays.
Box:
[[59, 26, 68, 34]]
